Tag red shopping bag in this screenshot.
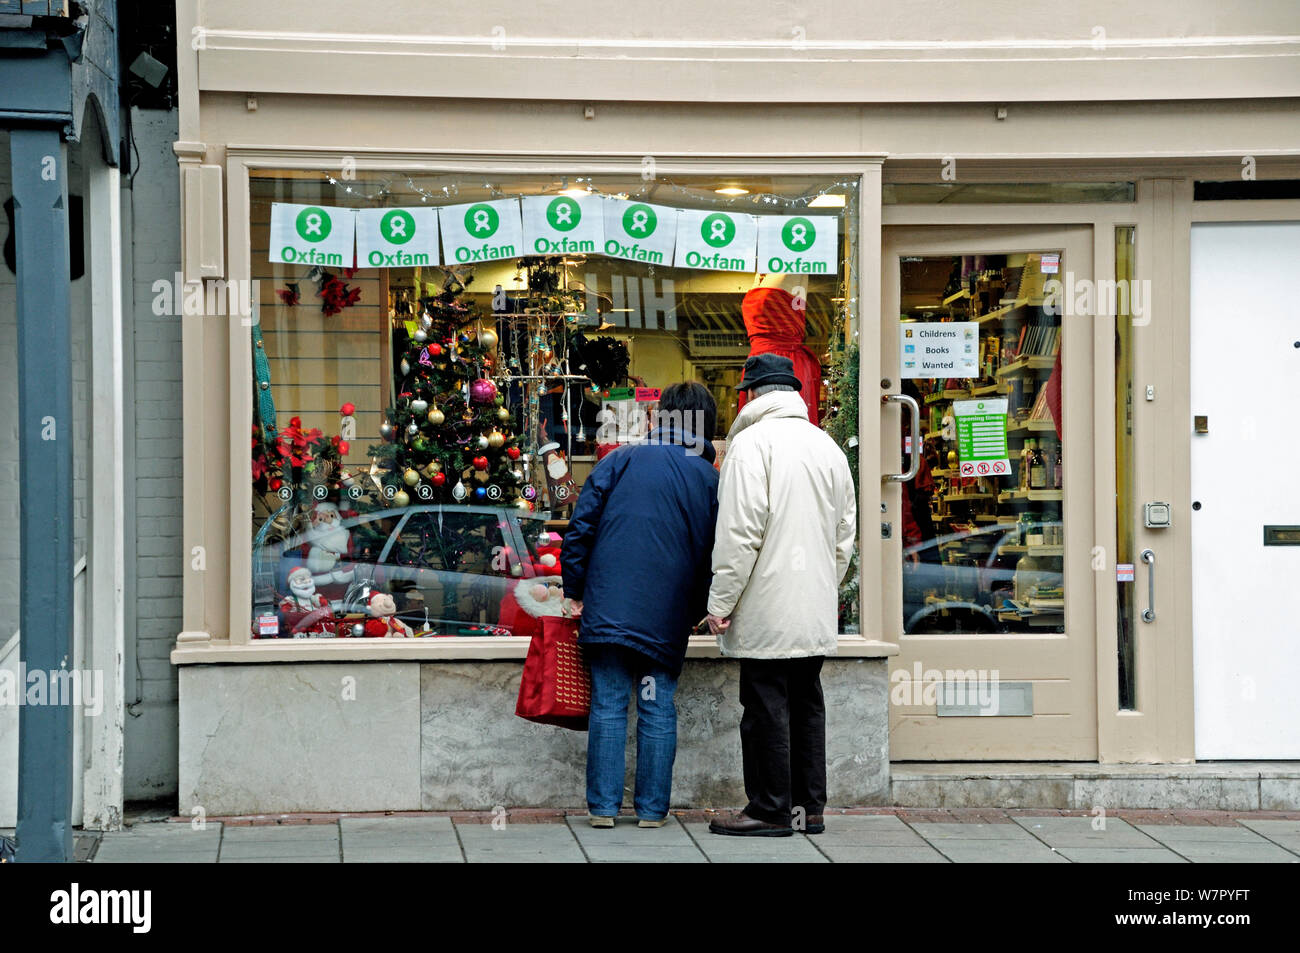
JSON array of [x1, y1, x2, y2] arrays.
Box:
[[515, 615, 591, 731]]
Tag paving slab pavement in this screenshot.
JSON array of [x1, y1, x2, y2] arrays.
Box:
[[67, 807, 1300, 863]]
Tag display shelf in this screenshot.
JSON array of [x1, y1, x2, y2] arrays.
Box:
[[943, 288, 971, 305], [1006, 418, 1057, 436], [943, 491, 996, 503], [996, 355, 1056, 379], [999, 544, 1064, 556], [998, 488, 1063, 503], [970, 382, 1012, 396], [976, 298, 1035, 326]]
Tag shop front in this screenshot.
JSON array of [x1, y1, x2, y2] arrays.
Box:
[[169, 5, 1300, 815]]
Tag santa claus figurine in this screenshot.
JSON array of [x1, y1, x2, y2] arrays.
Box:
[[498, 576, 567, 639], [305, 501, 355, 588], [279, 567, 336, 637], [363, 591, 415, 638]]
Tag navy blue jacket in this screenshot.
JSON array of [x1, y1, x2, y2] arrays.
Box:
[[561, 429, 719, 676]]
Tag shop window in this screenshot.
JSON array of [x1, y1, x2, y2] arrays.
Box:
[[248, 170, 859, 640], [898, 252, 1064, 634]]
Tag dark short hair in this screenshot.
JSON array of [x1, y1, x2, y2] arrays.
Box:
[[657, 381, 718, 440]]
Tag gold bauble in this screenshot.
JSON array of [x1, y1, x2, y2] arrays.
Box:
[[515, 498, 532, 511], [496, 406, 511, 423], [422, 461, 441, 478], [479, 329, 498, 349], [403, 468, 420, 486], [487, 430, 505, 449], [428, 407, 445, 426], [393, 489, 410, 507]]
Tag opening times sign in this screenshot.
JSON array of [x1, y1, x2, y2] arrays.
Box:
[[953, 398, 1010, 478], [269, 199, 839, 274]]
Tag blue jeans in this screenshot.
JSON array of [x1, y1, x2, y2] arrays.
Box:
[[585, 644, 679, 820]]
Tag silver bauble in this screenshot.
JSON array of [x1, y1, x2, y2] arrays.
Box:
[[411, 398, 429, 414]]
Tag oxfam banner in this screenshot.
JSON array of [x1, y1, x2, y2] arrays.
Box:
[[269, 203, 355, 267], [355, 207, 440, 268], [521, 195, 604, 256], [756, 214, 839, 275], [438, 199, 524, 264], [673, 209, 758, 272], [601, 200, 678, 266]]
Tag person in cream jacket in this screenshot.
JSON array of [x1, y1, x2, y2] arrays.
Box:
[[705, 353, 856, 837]]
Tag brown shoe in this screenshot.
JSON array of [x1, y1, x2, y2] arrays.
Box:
[[803, 814, 825, 835], [708, 812, 794, 837]]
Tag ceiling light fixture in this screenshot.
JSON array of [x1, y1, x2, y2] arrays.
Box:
[[715, 186, 749, 196]]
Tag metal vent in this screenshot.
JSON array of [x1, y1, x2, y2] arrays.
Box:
[[687, 329, 750, 357]]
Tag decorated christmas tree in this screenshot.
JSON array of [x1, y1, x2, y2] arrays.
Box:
[[368, 284, 530, 510]]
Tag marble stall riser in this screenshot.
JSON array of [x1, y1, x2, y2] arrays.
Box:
[[178, 658, 890, 816]]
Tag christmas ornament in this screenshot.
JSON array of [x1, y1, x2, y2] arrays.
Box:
[[516, 499, 533, 511], [510, 469, 524, 483], [487, 431, 505, 449], [414, 329, 428, 344], [340, 402, 355, 416], [351, 623, 365, 638], [432, 471, 447, 487], [400, 357, 411, 376], [403, 468, 420, 487], [472, 455, 489, 471], [470, 378, 498, 403], [421, 461, 441, 479], [428, 407, 445, 426], [506, 446, 521, 460], [452, 480, 467, 501], [380, 421, 395, 442], [477, 435, 490, 450], [496, 406, 512, 423], [412, 437, 428, 452], [269, 477, 283, 491], [411, 398, 428, 414], [474, 487, 487, 500], [393, 489, 410, 507], [479, 329, 498, 348], [407, 421, 419, 437], [427, 343, 442, 357], [420, 312, 433, 330]]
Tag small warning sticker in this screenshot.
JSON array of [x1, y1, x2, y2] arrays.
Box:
[[1116, 563, 1135, 582]]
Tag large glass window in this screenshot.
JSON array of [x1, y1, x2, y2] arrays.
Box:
[[248, 169, 858, 639]]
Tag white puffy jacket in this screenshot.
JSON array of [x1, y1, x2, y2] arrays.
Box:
[[707, 389, 857, 659]]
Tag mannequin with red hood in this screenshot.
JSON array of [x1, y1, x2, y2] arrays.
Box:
[[737, 272, 822, 425]]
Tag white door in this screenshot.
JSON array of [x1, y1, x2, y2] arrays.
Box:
[[1190, 221, 1300, 759]]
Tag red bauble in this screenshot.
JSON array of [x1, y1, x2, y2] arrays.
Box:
[[505, 446, 521, 460], [473, 455, 489, 471], [427, 343, 442, 357], [340, 402, 355, 416], [432, 472, 446, 486], [268, 478, 283, 491]]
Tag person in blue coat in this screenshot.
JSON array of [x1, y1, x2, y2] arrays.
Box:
[[562, 381, 719, 829]]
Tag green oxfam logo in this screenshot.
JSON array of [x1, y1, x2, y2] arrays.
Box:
[[781, 217, 816, 250], [381, 209, 416, 245], [546, 197, 581, 231], [622, 204, 657, 237], [464, 204, 500, 238], [295, 207, 332, 243], [701, 213, 735, 248]]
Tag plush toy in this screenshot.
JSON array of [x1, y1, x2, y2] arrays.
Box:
[[305, 501, 355, 587], [497, 576, 567, 638], [363, 591, 415, 638], [537, 442, 578, 508], [279, 567, 335, 636]]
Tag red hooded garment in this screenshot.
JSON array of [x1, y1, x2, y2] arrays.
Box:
[[737, 286, 822, 425]]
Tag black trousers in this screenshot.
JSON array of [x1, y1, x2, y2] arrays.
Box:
[[738, 656, 827, 826]]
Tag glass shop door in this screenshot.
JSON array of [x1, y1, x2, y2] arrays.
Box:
[[882, 225, 1098, 760]]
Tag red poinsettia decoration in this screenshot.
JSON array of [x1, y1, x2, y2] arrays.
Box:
[[317, 268, 362, 317], [275, 415, 325, 468], [276, 283, 301, 306]]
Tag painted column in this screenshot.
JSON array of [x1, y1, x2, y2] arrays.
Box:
[[11, 128, 74, 863]]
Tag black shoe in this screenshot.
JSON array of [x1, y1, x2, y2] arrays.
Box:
[[708, 812, 794, 837], [802, 814, 825, 835]]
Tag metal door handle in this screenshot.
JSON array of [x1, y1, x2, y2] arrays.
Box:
[[1140, 549, 1155, 622], [883, 393, 921, 483]]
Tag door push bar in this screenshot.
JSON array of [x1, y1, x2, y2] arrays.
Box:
[[882, 393, 921, 484], [1141, 548, 1156, 623]]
